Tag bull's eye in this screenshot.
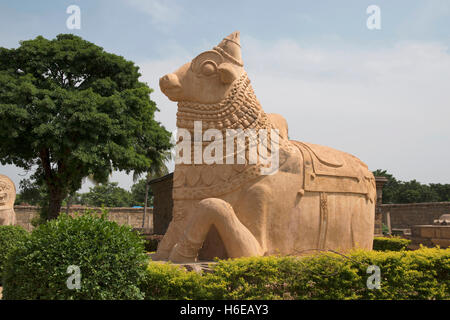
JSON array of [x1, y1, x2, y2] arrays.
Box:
[[201, 61, 216, 76]]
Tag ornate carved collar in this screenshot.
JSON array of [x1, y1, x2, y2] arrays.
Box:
[[172, 74, 295, 200], [176, 73, 271, 132]]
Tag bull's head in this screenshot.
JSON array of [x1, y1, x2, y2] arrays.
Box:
[[0, 176, 15, 209], [160, 31, 245, 104]]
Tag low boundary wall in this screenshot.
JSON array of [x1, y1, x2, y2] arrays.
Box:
[[13, 205, 153, 232]]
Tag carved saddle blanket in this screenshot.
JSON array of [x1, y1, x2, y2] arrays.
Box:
[[292, 141, 375, 202]]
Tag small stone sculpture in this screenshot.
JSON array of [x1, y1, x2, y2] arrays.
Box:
[[155, 32, 376, 262], [0, 174, 16, 226]]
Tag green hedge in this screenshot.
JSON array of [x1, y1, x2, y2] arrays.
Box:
[[0, 225, 29, 285], [142, 248, 450, 300], [373, 236, 411, 251], [2, 212, 149, 300]]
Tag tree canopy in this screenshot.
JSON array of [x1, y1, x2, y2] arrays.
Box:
[[79, 182, 133, 207], [14, 178, 46, 206], [0, 34, 172, 219], [130, 178, 153, 207], [372, 169, 450, 204]]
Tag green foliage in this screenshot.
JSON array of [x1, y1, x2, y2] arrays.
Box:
[[2, 212, 148, 300], [381, 223, 389, 235], [79, 182, 133, 207], [14, 178, 47, 205], [142, 248, 450, 300], [130, 178, 153, 207], [0, 34, 172, 219], [0, 225, 29, 285], [373, 236, 411, 251], [373, 169, 450, 203], [429, 183, 450, 202], [142, 262, 225, 300]]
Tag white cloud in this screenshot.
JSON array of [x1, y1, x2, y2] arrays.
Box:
[[136, 37, 450, 184]]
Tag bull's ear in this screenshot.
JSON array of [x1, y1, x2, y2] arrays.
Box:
[[218, 63, 238, 84]]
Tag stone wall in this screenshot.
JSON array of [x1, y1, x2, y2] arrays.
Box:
[[149, 173, 173, 235], [380, 202, 450, 230], [13, 205, 153, 232]]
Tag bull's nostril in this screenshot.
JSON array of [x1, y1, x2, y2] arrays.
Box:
[[160, 73, 181, 98], [160, 75, 173, 88]]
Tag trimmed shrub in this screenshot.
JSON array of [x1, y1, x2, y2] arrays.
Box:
[[141, 262, 225, 300], [142, 248, 450, 300], [373, 236, 411, 251], [2, 212, 149, 300], [0, 225, 29, 285]]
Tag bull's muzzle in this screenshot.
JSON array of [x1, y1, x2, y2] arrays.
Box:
[[159, 73, 182, 98]]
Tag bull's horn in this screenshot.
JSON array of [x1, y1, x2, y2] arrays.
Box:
[[214, 31, 243, 66]]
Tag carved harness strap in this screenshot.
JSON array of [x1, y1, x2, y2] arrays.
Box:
[[318, 193, 329, 250]]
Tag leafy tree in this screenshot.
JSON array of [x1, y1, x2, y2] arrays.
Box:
[[130, 178, 153, 207], [372, 169, 400, 203], [79, 182, 132, 207], [14, 178, 47, 205], [429, 183, 450, 202], [395, 180, 440, 203], [372, 169, 448, 203], [0, 34, 171, 219]]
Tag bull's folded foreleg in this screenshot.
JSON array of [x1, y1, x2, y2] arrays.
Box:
[[152, 201, 192, 260], [168, 198, 263, 263], [152, 220, 183, 260]]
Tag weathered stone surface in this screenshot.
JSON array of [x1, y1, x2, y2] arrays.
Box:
[[0, 174, 16, 226], [411, 225, 450, 248], [380, 202, 450, 230], [154, 32, 376, 263], [434, 214, 450, 225]]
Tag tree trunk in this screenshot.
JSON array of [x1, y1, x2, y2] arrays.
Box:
[[47, 188, 64, 220], [66, 194, 72, 215], [142, 177, 150, 228]]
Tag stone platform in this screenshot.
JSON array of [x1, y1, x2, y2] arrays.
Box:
[[148, 253, 217, 273], [410, 225, 450, 249]]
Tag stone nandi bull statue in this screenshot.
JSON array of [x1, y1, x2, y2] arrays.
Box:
[[154, 32, 376, 263]]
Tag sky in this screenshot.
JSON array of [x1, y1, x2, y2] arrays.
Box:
[[1, 0, 449, 192]]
